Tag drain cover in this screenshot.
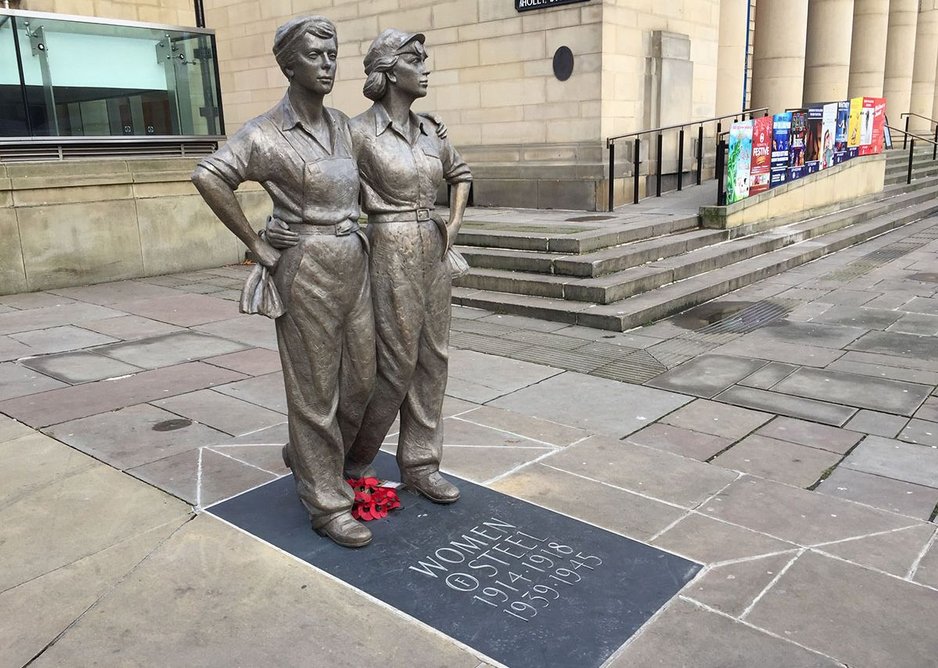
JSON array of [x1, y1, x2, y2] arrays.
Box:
[[672, 300, 791, 334], [153, 418, 192, 432]]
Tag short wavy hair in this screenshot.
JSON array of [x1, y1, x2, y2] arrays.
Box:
[[272, 16, 337, 75], [362, 37, 426, 101]]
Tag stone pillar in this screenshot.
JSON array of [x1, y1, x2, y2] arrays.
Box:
[[884, 0, 920, 119], [751, 0, 810, 111], [716, 0, 750, 116], [848, 0, 889, 98], [803, 0, 855, 104], [910, 2, 938, 130]]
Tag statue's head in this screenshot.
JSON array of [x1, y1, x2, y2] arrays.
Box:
[[272, 16, 337, 80], [362, 28, 428, 101]]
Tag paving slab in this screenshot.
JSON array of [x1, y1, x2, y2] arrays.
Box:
[[230, 422, 290, 445], [212, 372, 288, 414], [827, 357, 938, 386], [817, 524, 936, 577], [714, 386, 857, 426], [0, 362, 246, 428], [711, 434, 842, 487], [0, 335, 33, 362], [811, 304, 904, 329], [541, 435, 737, 507], [153, 389, 287, 437], [80, 314, 185, 340], [842, 434, 938, 488], [900, 295, 938, 315], [651, 513, 796, 564], [128, 447, 278, 507], [699, 476, 910, 545], [47, 404, 232, 470], [848, 329, 938, 360], [898, 417, 938, 446], [625, 423, 733, 461], [610, 598, 840, 668], [0, 414, 32, 443], [0, 362, 68, 401], [0, 302, 125, 336], [887, 313, 938, 335], [49, 280, 184, 306], [0, 291, 78, 310], [0, 457, 189, 592], [710, 337, 845, 367], [27, 515, 482, 668], [913, 539, 938, 589], [96, 331, 249, 369], [645, 354, 767, 399], [660, 399, 772, 440], [9, 325, 118, 355], [843, 409, 909, 438], [490, 371, 691, 438], [454, 405, 589, 447], [681, 552, 800, 617], [739, 320, 868, 349], [208, 444, 289, 476], [914, 396, 938, 422], [0, 431, 98, 507], [447, 349, 562, 403], [119, 293, 239, 327], [771, 367, 932, 416], [490, 464, 686, 541], [20, 351, 143, 384], [816, 466, 938, 519], [737, 361, 798, 389], [756, 416, 864, 454], [194, 315, 279, 350], [478, 312, 570, 332], [745, 551, 938, 668], [203, 347, 283, 376], [440, 444, 554, 483], [437, 415, 557, 448]]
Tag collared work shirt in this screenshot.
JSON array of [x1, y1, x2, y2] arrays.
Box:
[[349, 103, 471, 215], [198, 95, 360, 225]]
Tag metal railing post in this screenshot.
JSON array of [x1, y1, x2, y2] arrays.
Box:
[[607, 141, 615, 211], [633, 137, 640, 205], [696, 125, 704, 185], [904, 116, 910, 149], [908, 138, 915, 184], [933, 126, 937, 160], [656, 133, 663, 197], [716, 139, 727, 205], [677, 128, 685, 191]]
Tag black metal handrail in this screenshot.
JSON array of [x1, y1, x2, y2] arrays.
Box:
[[899, 112, 938, 150], [886, 124, 938, 184], [605, 107, 769, 210]]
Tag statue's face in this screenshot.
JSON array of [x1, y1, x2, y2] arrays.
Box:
[[390, 42, 429, 99], [288, 32, 338, 96]]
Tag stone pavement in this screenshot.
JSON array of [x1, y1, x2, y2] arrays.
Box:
[[3, 213, 938, 667]]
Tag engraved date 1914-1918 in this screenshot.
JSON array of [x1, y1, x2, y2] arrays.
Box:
[[408, 517, 604, 624]]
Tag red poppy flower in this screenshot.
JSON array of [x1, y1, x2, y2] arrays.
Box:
[[346, 477, 402, 521]]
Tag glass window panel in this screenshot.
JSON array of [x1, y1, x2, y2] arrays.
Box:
[[0, 15, 29, 136], [2, 12, 222, 138]]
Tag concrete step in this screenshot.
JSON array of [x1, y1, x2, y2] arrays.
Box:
[[456, 228, 727, 278], [454, 184, 938, 305], [452, 189, 938, 329], [455, 215, 699, 253]]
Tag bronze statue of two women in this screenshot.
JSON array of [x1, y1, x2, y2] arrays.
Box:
[[192, 17, 471, 548]]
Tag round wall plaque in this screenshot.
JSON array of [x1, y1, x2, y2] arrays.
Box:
[[552, 46, 574, 81]]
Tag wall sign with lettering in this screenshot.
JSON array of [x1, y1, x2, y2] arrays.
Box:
[[516, 0, 591, 12]]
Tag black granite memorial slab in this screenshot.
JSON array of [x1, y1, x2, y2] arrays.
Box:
[[207, 453, 701, 668]]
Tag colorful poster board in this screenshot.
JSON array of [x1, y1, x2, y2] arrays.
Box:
[[749, 115, 772, 196], [821, 103, 837, 169], [834, 101, 850, 164], [805, 104, 823, 174], [726, 120, 753, 204], [770, 112, 792, 188], [789, 111, 807, 181], [847, 97, 863, 158], [863, 97, 886, 155]]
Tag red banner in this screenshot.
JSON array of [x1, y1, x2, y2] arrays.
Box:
[[749, 115, 772, 196]]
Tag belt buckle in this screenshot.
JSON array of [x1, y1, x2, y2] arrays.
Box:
[[416, 208, 430, 221], [335, 220, 354, 236]]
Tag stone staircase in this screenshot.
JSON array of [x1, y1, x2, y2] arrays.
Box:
[[452, 149, 938, 331]]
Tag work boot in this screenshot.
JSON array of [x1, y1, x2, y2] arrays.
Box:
[[404, 471, 460, 504], [281, 444, 291, 469], [314, 511, 372, 548]]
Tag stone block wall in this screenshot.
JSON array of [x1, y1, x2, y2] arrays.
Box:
[[0, 159, 268, 294], [19, 0, 195, 25]]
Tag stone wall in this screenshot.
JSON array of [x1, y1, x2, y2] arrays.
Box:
[[0, 158, 268, 294], [19, 0, 194, 25]]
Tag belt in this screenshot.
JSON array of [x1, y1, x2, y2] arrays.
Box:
[[289, 220, 360, 236], [368, 208, 434, 224]]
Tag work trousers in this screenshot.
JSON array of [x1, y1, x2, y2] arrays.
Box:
[[274, 231, 375, 529], [346, 218, 451, 480]]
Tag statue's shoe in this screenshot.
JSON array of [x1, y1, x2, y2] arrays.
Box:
[[281, 444, 291, 469], [314, 512, 372, 548], [404, 471, 460, 504]]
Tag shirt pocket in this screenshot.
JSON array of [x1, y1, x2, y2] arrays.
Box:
[[420, 146, 444, 188], [302, 156, 359, 216]]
